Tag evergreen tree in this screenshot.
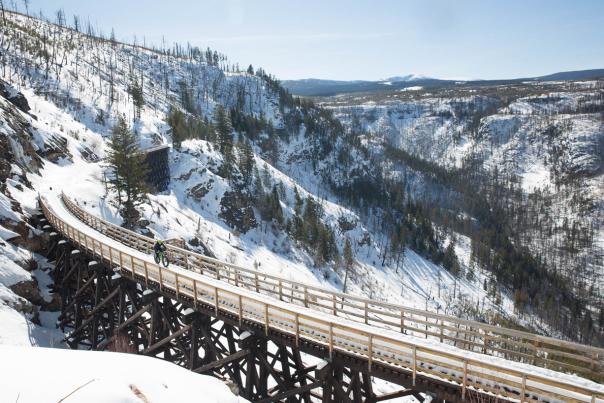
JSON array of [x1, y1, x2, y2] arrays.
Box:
[[443, 238, 460, 275], [105, 117, 149, 228], [343, 238, 354, 293], [293, 187, 303, 216], [237, 139, 255, 186], [215, 105, 235, 178], [127, 77, 144, 120], [166, 107, 186, 149], [253, 166, 264, 204], [214, 105, 233, 153]]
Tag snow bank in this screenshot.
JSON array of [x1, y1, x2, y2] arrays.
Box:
[[0, 346, 248, 403]]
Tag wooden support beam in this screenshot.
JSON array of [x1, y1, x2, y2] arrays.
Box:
[[141, 324, 192, 355], [97, 303, 152, 350], [256, 381, 322, 403], [66, 287, 120, 338], [193, 349, 250, 374], [374, 389, 424, 402]]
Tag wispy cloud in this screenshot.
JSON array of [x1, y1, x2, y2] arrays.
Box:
[[200, 32, 395, 43]]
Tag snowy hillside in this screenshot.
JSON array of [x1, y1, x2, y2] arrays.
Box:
[[0, 12, 600, 396], [326, 80, 604, 344], [0, 346, 248, 403], [0, 9, 507, 326]]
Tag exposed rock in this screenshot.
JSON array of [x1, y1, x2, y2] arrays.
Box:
[[0, 79, 31, 113], [3, 220, 46, 253], [219, 191, 257, 234], [5, 295, 38, 319], [138, 219, 151, 227], [10, 279, 44, 306], [337, 215, 357, 232], [43, 293, 62, 312], [188, 182, 212, 201], [39, 134, 72, 163]]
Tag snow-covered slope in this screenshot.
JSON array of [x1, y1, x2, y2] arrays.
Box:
[[0, 10, 503, 324], [1, 6, 599, 378], [0, 346, 248, 403], [326, 80, 604, 342]]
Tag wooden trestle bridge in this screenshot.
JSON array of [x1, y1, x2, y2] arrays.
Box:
[[37, 193, 604, 402]]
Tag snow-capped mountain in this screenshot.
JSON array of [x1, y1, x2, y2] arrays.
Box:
[[384, 74, 432, 82], [283, 69, 604, 96]]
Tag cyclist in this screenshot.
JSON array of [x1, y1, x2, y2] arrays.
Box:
[[153, 239, 166, 259]]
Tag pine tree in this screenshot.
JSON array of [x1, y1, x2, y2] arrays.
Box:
[[127, 76, 144, 120], [215, 105, 234, 178], [293, 187, 303, 216], [214, 105, 232, 153], [105, 117, 149, 228], [166, 107, 186, 149], [443, 239, 460, 275], [343, 238, 354, 293], [237, 139, 255, 186], [253, 166, 264, 204]]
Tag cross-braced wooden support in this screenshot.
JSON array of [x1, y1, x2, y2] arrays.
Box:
[[42, 223, 429, 403]]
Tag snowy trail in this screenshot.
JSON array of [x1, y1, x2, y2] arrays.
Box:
[[41, 193, 604, 403]]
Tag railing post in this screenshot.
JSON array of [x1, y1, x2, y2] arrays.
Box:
[[367, 334, 373, 372], [332, 294, 337, 316], [364, 301, 368, 324], [193, 280, 198, 308], [329, 324, 334, 359], [412, 346, 417, 386], [278, 280, 283, 301], [304, 287, 308, 308], [462, 359, 468, 399], [400, 309, 406, 334], [238, 295, 243, 327], [144, 262, 149, 285], [264, 303, 269, 336], [175, 273, 180, 298], [255, 272, 259, 293], [295, 313, 300, 347]]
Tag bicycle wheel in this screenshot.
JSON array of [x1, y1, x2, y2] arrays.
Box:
[[154, 253, 160, 264], [162, 255, 169, 267]]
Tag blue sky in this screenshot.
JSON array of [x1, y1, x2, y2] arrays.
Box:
[[25, 0, 604, 81]]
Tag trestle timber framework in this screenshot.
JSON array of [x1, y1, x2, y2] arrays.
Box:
[[40, 215, 435, 403], [38, 194, 604, 403]]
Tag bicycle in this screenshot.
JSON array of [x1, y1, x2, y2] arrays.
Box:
[[154, 249, 169, 267]]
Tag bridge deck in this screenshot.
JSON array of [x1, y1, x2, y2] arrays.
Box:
[[40, 193, 604, 403]]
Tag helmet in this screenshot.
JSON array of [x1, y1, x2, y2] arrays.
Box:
[[156, 239, 164, 244]]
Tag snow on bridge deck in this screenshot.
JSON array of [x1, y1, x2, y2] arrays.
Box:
[[41, 193, 604, 402]]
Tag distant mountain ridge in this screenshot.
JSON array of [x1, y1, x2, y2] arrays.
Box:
[[283, 68, 604, 96]]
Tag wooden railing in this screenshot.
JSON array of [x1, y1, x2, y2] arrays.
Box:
[[40, 194, 604, 402], [41, 194, 604, 402], [60, 193, 604, 384]]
